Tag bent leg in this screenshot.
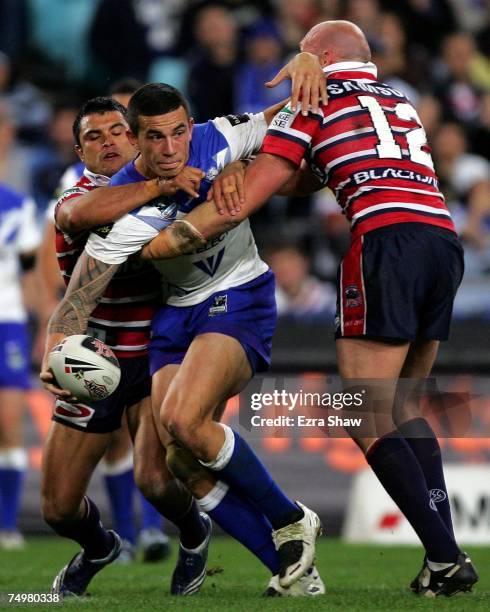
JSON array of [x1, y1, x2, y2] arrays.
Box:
[[394, 338, 455, 537], [154, 362, 280, 575], [337, 337, 459, 563], [161, 333, 252, 460], [128, 394, 208, 551], [41, 422, 115, 559]]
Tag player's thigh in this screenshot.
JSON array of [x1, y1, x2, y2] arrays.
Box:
[[0, 389, 25, 447], [41, 421, 110, 509], [337, 337, 410, 449], [151, 364, 180, 446], [104, 417, 132, 463], [401, 338, 440, 378], [162, 332, 252, 425], [336, 337, 410, 379]]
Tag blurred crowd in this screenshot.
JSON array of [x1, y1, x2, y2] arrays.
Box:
[[1, 0, 489, 323]]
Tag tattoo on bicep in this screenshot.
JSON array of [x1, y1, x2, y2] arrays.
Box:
[[48, 253, 119, 335]]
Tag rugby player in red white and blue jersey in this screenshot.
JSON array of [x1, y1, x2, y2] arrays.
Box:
[[40, 97, 211, 598], [144, 20, 477, 598]]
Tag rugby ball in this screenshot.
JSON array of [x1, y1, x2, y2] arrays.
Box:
[[48, 335, 121, 402]]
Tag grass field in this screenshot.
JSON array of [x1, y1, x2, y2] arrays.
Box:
[[0, 537, 488, 610]]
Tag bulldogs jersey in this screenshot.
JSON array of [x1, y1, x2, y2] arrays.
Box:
[[262, 61, 455, 239], [85, 113, 268, 306], [55, 169, 161, 358], [0, 184, 41, 322]]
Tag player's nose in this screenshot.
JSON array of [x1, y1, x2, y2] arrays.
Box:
[[102, 134, 115, 147], [161, 137, 176, 155]]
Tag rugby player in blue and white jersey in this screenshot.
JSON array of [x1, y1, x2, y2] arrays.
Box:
[[43, 82, 324, 596], [0, 184, 41, 549]]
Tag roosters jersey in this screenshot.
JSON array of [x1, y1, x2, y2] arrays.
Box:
[[262, 61, 455, 239], [55, 169, 161, 358], [85, 114, 269, 306]]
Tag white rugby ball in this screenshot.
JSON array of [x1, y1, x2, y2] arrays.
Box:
[[48, 335, 121, 402]]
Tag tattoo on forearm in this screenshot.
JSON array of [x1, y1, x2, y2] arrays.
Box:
[[48, 253, 119, 335], [142, 220, 207, 259], [170, 220, 206, 254]]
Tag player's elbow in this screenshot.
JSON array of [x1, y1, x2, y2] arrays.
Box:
[[63, 207, 90, 234]]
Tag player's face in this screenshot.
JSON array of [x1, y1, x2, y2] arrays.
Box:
[[132, 106, 193, 179], [76, 111, 136, 177]]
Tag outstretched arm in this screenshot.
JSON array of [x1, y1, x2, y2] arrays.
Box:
[[140, 154, 297, 259]]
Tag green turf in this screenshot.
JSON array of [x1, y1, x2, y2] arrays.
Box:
[[0, 537, 488, 610]]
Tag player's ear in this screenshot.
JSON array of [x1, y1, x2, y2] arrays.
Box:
[[127, 129, 139, 151], [189, 117, 194, 137], [320, 50, 331, 67], [75, 145, 84, 162]]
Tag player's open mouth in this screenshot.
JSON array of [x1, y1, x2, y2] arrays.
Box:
[[104, 153, 120, 160]]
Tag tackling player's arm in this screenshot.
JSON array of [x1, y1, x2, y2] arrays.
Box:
[[141, 153, 297, 259], [277, 161, 324, 197], [57, 166, 205, 234], [39, 252, 119, 399]]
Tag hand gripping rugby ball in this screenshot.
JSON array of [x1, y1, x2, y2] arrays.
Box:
[[48, 335, 121, 402]]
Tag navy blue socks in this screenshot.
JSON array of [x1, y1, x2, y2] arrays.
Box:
[[367, 435, 460, 563], [398, 417, 454, 538]]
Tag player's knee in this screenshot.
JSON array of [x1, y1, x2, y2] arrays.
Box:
[[42, 492, 82, 528], [166, 440, 208, 487], [162, 410, 203, 452], [133, 461, 169, 502]]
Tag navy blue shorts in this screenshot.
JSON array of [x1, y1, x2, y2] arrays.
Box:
[[336, 223, 464, 342], [150, 270, 277, 376], [52, 355, 151, 433], [0, 323, 31, 390]]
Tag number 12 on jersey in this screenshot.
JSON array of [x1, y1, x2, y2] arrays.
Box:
[[358, 95, 434, 170]]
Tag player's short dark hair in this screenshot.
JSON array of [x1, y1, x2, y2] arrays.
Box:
[[126, 83, 190, 135], [108, 77, 143, 96], [72, 97, 127, 147]]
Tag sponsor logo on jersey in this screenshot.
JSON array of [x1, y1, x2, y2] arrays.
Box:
[[345, 284, 362, 308], [205, 167, 220, 182], [225, 114, 251, 127], [155, 201, 178, 218], [54, 400, 95, 427], [194, 247, 225, 277], [273, 110, 296, 129], [56, 187, 86, 205], [92, 223, 114, 238], [209, 294, 227, 316]]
